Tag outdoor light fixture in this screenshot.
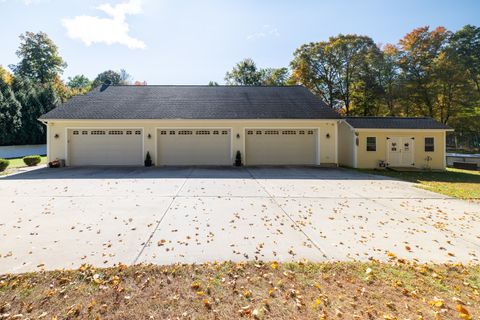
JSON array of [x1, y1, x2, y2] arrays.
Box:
[[54, 134, 59, 139], [326, 133, 330, 139], [148, 133, 151, 139], [236, 133, 240, 139]]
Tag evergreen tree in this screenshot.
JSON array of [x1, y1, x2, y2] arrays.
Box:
[[0, 78, 22, 145]]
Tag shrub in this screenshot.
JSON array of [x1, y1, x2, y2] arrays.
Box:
[[235, 151, 242, 166], [144, 152, 152, 167], [23, 155, 42, 166], [0, 159, 9, 172]]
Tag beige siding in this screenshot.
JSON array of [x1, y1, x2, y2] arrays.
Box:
[[338, 122, 355, 167], [245, 129, 317, 165], [46, 120, 338, 166], [356, 130, 446, 170]]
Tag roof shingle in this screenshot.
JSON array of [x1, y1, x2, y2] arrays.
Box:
[[345, 116, 450, 130], [40, 85, 340, 120]]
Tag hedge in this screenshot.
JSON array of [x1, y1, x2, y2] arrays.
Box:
[[0, 159, 9, 172], [23, 155, 42, 166]]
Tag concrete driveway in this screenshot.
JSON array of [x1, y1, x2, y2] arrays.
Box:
[[1, 166, 479, 274]]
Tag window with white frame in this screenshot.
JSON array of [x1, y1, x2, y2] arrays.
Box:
[[425, 137, 434, 152]]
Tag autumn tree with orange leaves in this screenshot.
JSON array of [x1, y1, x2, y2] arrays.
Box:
[[290, 25, 480, 133]]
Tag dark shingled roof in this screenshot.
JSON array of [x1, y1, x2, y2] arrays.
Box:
[[345, 116, 450, 129], [40, 85, 340, 120]]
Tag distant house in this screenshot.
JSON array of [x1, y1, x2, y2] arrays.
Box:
[[39, 85, 451, 169]]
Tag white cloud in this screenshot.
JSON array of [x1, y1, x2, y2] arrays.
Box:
[[246, 25, 280, 40], [62, 0, 146, 49]]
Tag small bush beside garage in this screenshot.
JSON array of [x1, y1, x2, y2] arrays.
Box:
[[23, 155, 42, 166], [0, 158, 9, 171]]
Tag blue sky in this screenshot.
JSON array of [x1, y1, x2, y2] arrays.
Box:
[[0, 0, 479, 84]]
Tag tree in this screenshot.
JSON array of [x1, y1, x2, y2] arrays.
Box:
[[208, 81, 219, 86], [261, 67, 290, 86], [0, 77, 22, 145], [291, 42, 340, 108], [11, 31, 66, 83], [67, 74, 92, 91], [398, 26, 451, 118], [0, 65, 13, 85], [225, 58, 263, 85], [450, 25, 480, 93], [328, 34, 378, 115], [350, 46, 384, 116], [92, 70, 122, 87], [291, 35, 378, 114], [376, 44, 403, 115], [11, 77, 60, 144]]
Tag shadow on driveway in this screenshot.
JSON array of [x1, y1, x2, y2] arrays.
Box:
[[0, 166, 389, 181]]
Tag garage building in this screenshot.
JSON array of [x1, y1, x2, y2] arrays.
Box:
[[40, 84, 450, 169], [40, 85, 340, 167]]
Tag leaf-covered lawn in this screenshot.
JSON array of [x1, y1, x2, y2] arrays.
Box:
[[1, 260, 478, 319], [359, 168, 480, 199]]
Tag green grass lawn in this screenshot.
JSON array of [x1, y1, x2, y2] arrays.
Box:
[[0, 156, 47, 174], [360, 167, 480, 199]]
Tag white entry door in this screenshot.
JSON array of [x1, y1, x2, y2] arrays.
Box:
[[387, 137, 414, 167]]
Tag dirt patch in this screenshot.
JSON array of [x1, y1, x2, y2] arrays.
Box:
[[0, 259, 478, 319]]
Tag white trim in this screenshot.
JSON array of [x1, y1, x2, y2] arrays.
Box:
[[443, 131, 447, 169], [46, 123, 50, 163], [353, 133, 358, 168], [65, 127, 144, 166], [154, 127, 233, 166], [334, 121, 338, 165], [341, 119, 356, 131], [243, 127, 320, 166]]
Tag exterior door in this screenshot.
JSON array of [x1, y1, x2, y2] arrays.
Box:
[[156, 129, 231, 165], [387, 137, 414, 167], [68, 129, 143, 166], [245, 129, 318, 165]]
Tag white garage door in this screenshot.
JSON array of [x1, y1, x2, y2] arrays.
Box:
[[157, 129, 231, 165], [68, 129, 143, 166], [245, 129, 318, 165]]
